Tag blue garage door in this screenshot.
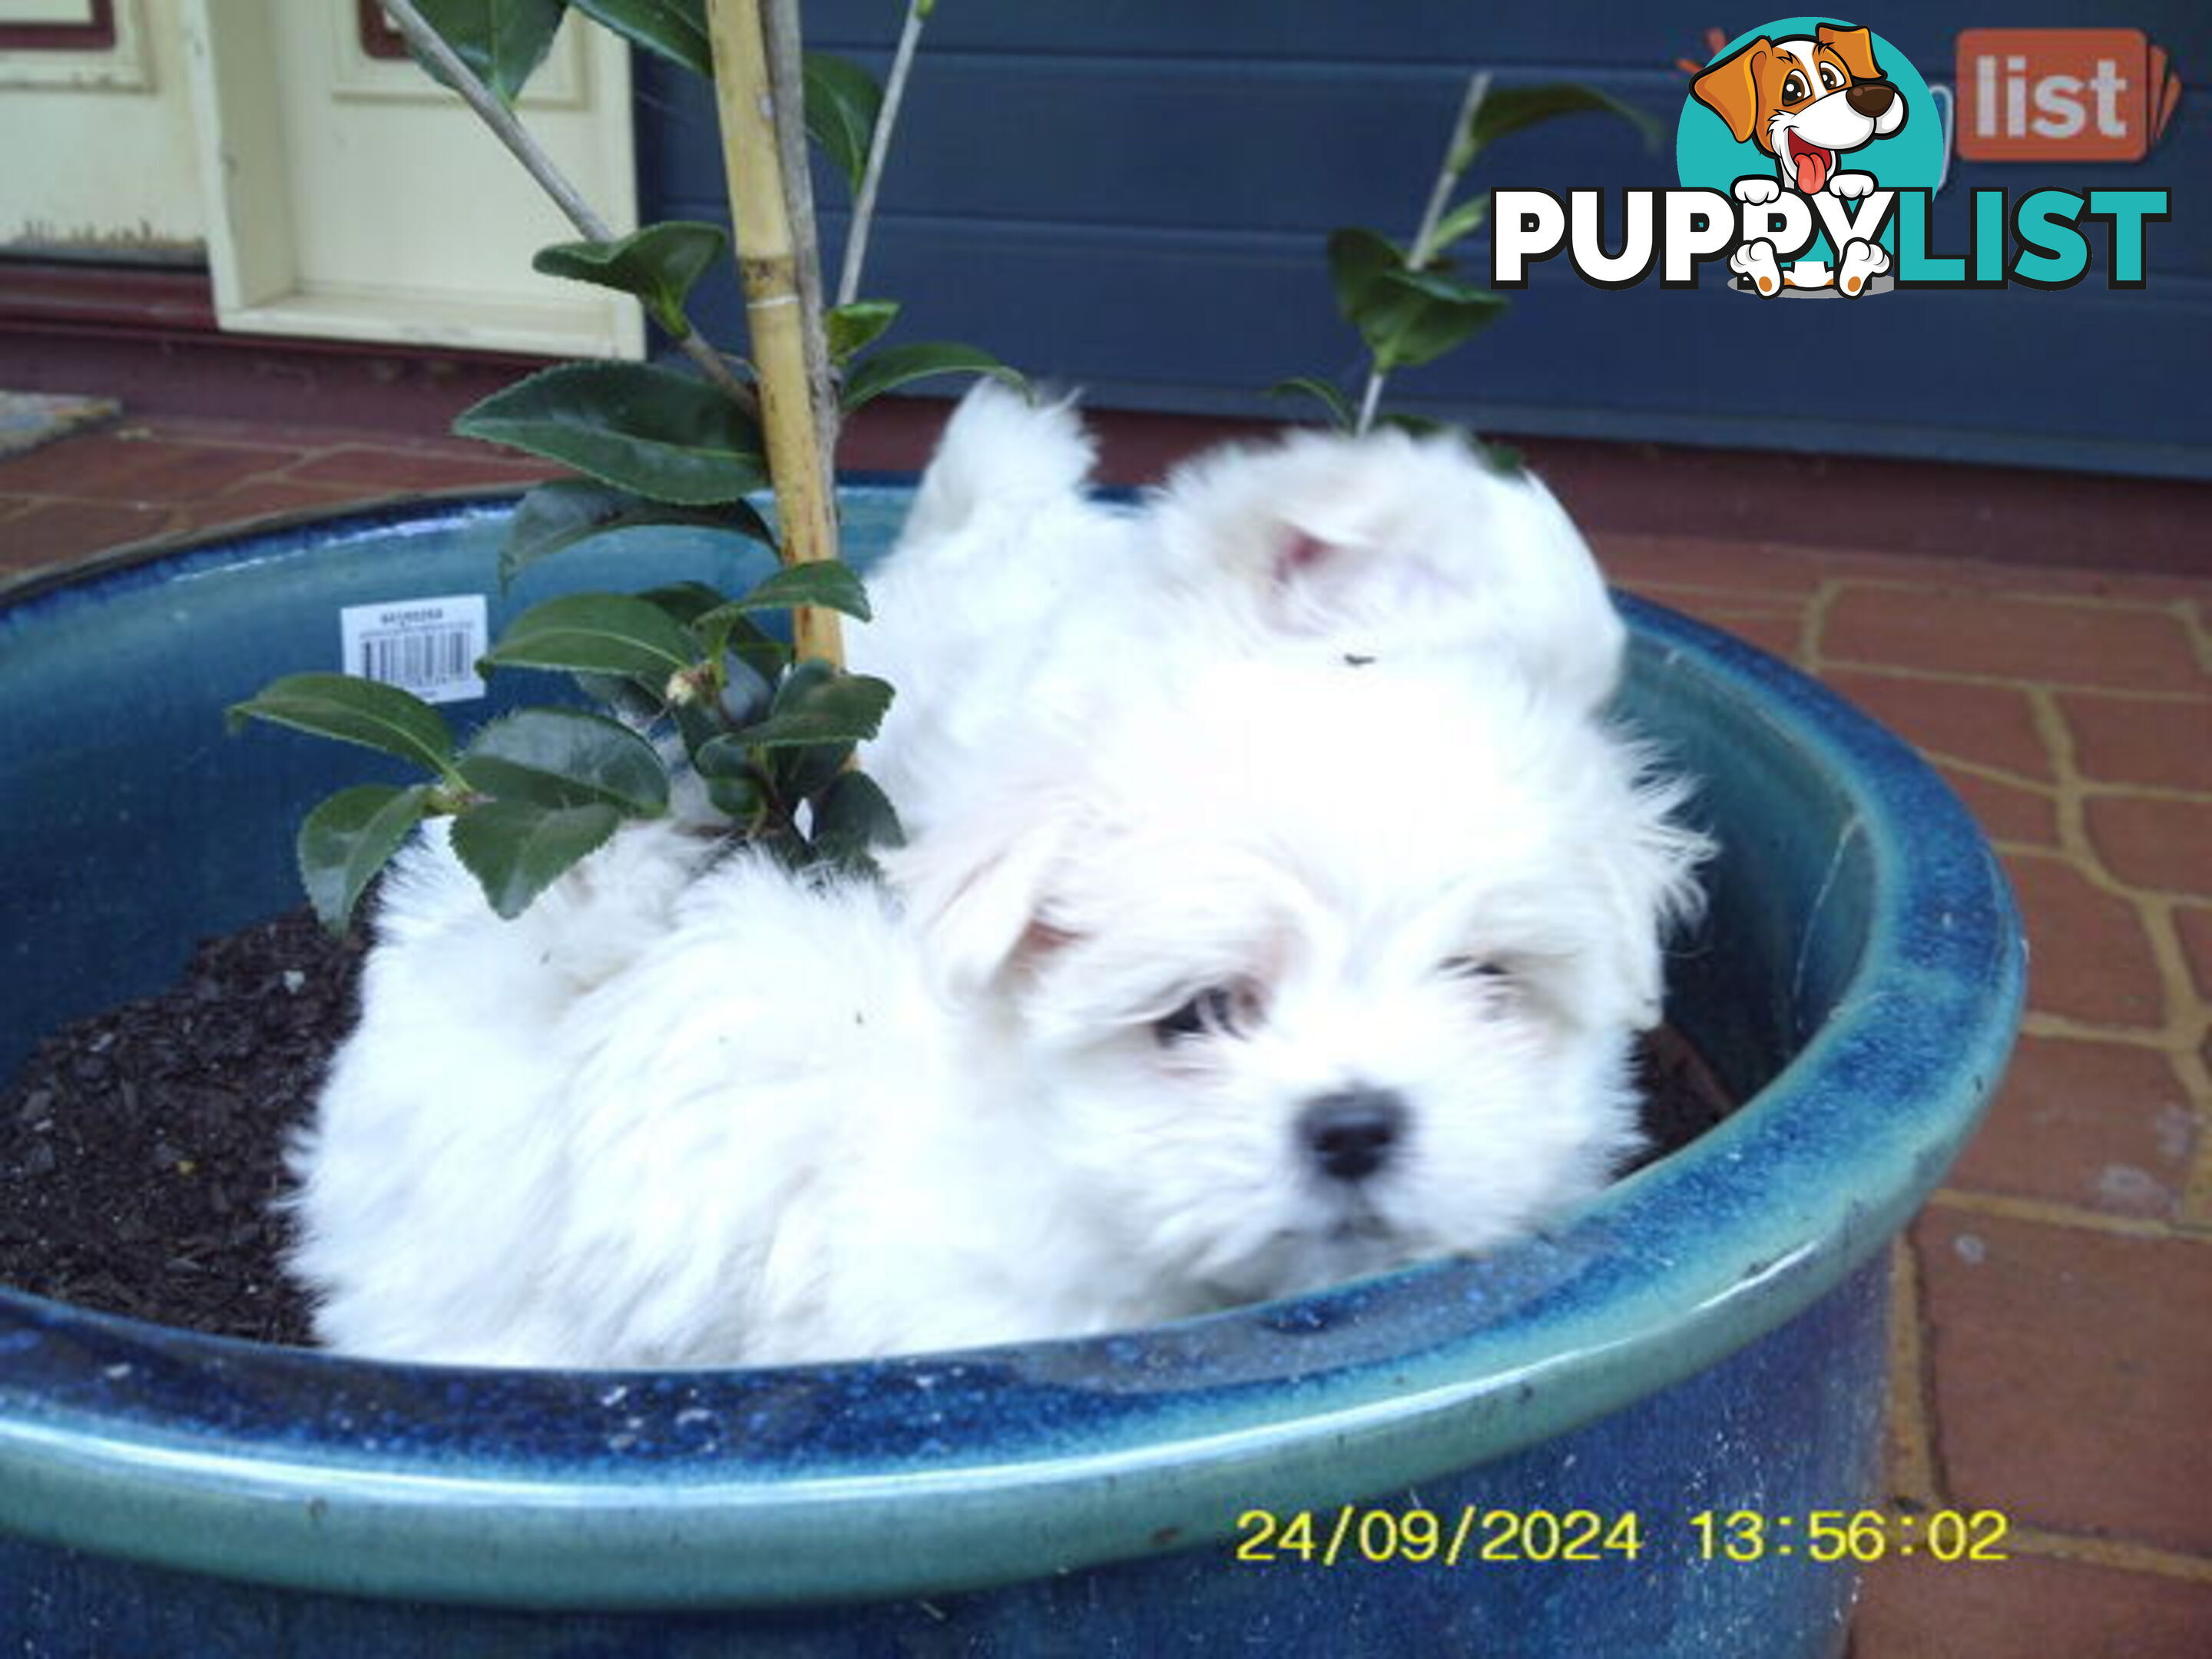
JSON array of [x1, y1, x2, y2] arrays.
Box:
[[638, 2, 2208, 480]]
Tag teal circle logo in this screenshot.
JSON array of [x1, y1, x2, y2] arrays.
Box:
[[1677, 18, 1942, 295]]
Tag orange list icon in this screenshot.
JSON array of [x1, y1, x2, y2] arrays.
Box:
[[1956, 28, 2184, 162]]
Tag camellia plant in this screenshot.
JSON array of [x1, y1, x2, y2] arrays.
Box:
[[1275, 75, 1655, 462], [231, 0, 1015, 930], [232, 2, 1651, 933]]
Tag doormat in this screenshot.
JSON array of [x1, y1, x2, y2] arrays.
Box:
[[0, 392, 121, 459]]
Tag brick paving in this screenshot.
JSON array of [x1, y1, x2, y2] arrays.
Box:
[[0, 419, 559, 583], [2, 412, 2208, 1651]]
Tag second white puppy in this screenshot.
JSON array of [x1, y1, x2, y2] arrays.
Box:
[[287, 652, 1704, 1368]]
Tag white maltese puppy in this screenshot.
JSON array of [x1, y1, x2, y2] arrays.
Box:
[[853, 384, 1626, 834], [288, 651, 1704, 1368], [287, 392, 1709, 1368]]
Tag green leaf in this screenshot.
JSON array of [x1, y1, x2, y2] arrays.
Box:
[[502, 479, 771, 588], [574, 671, 666, 725], [1429, 196, 1490, 251], [639, 580, 737, 628], [1330, 226, 1408, 320], [1479, 439, 1527, 476], [669, 695, 729, 767], [567, 0, 712, 76], [841, 344, 1026, 414], [826, 300, 899, 365], [712, 653, 777, 728], [1328, 229, 1508, 373], [809, 770, 906, 868], [449, 799, 625, 919], [587, 580, 742, 711], [692, 729, 761, 780], [296, 784, 430, 933], [409, 0, 567, 103], [1265, 376, 1356, 431], [773, 741, 850, 809], [750, 665, 893, 749], [761, 661, 893, 748], [1459, 83, 1660, 169], [455, 363, 767, 505], [532, 221, 730, 336], [697, 662, 894, 764], [228, 674, 456, 776], [1366, 267, 1511, 369], [804, 51, 882, 193], [484, 592, 702, 680], [704, 768, 767, 824], [709, 560, 873, 625], [459, 708, 671, 814], [707, 612, 793, 684]]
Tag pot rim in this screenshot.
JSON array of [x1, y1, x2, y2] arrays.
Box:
[[0, 491, 2024, 1608]]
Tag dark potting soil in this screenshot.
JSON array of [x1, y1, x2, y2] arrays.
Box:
[[0, 911, 358, 1346], [0, 911, 1736, 1349]]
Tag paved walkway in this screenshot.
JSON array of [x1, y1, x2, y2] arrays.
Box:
[[2, 414, 2207, 1654]]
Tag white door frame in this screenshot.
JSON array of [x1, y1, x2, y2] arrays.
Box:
[[175, 0, 643, 358]]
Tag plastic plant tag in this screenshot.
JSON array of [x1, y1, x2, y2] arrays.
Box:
[[339, 594, 490, 704]]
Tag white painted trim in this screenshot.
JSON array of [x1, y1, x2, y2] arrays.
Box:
[[0, 0, 151, 91], [181, 0, 644, 359], [0, 2, 99, 22]]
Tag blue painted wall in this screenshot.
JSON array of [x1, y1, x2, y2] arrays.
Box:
[[638, 3, 2209, 479]]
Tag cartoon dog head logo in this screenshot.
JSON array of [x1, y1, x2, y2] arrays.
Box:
[[1694, 25, 1908, 197], [1679, 19, 1940, 298]]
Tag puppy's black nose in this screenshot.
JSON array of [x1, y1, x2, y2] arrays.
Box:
[[1846, 81, 1896, 118], [1300, 1088, 1409, 1183]]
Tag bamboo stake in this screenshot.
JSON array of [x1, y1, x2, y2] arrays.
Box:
[[705, 0, 845, 669]]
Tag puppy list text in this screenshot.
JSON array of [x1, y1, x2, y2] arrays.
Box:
[[1490, 187, 2171, 291]]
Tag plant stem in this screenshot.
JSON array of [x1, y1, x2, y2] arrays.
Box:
[[381, 0, 756, 414], [1409, 72, 1492, 272], [1353, 69, 1491, 435], [707, 0, 846, 669], [835, 0, 930, 306], [1352, 361, 1388, 438]]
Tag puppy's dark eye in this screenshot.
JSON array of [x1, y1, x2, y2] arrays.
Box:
[[1154, 984, 1259, 1045], [1819, 62, 1844, 90], [1442, 955, 1511, 985], [1783, 71, 1811, 103]]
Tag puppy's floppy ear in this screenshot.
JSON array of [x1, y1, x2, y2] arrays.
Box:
[[1264, 525, 1370, 634], [1816, 23, 1883, 82], [1262, 518, 1449, 634], [1692, 39, 1770, 146], [1274, 529, 1337, 590], [1584, 774, 1714, 1031], [886, 796, 1077, 998]]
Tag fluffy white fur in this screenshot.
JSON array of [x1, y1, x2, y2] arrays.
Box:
[[290, 655, 1704, 1368], [851, 384, 1626, 837], [287, 389, 1708, 1368]]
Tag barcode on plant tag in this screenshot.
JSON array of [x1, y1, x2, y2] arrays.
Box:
[[339, 594, 488, 704]]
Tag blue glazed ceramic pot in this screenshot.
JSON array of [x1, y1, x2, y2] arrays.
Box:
[[0, 492, 2022, 1656]]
